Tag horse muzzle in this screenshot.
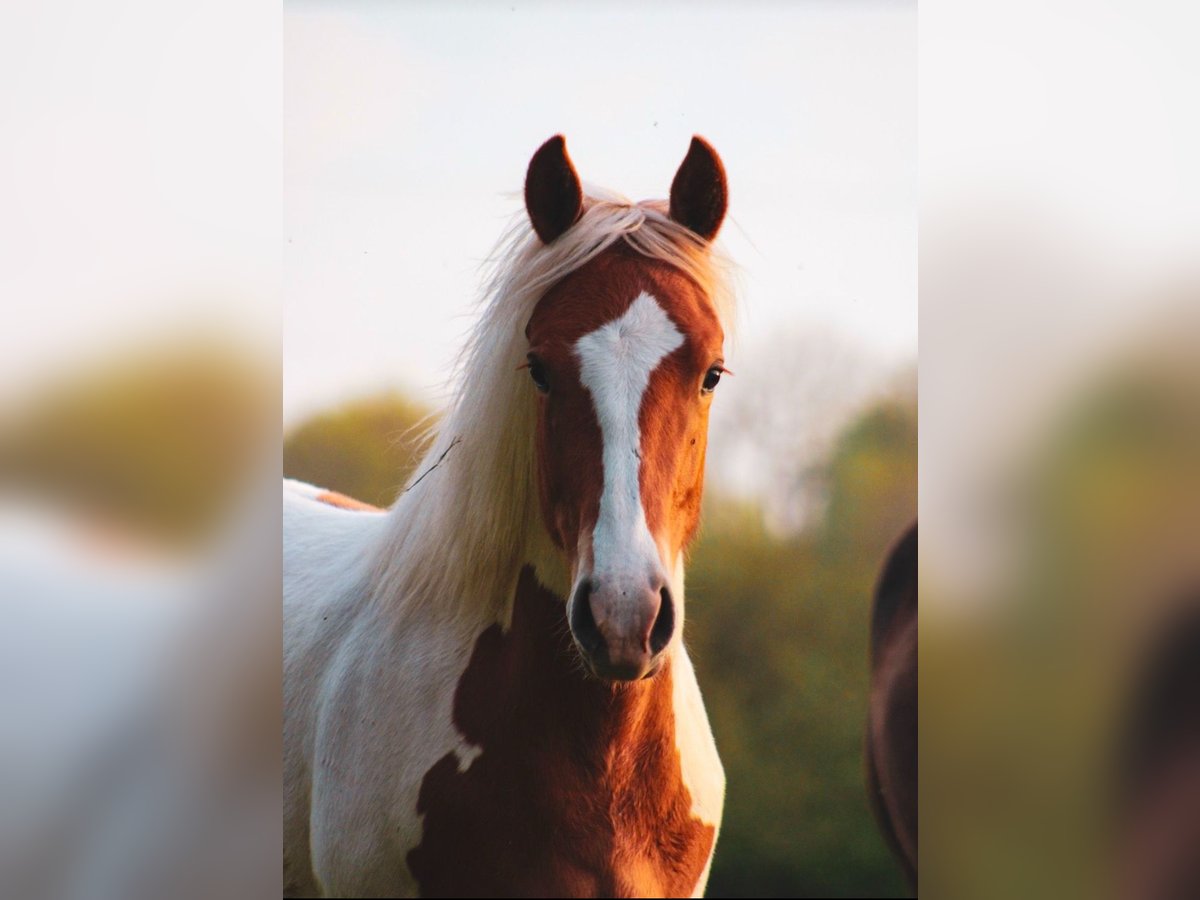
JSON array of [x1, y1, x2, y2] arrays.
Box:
[[568, 572, 675, 681]]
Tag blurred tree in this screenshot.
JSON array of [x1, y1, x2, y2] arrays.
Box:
[[0, 339, 275, 545], [921, 342, 1200, 900], [689, 381, 916, 898], [708, 328, 892, 534], [282, 392, 432, 509]]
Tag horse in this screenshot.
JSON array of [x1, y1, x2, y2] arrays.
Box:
[[866, 521, 918, 891], [284, 135, 734, 897]]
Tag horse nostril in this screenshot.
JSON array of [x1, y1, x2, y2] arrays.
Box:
[[650, 585, 674, 655], [569, 579, 603, 654]]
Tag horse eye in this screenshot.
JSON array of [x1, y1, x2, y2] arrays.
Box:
[[528, 357, 550, 393], [701, 366, 722, 394]]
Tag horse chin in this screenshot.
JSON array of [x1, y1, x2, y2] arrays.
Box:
[[574, 645, 665, 684]]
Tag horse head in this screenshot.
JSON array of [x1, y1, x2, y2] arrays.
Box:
[[521, 135, 729, 681]]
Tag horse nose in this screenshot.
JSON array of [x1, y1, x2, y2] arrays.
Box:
[[569, 575, 674, 681]]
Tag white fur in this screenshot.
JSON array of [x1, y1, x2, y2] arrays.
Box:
[[575, 291, 683, 592], [284, 193, 732, 897]]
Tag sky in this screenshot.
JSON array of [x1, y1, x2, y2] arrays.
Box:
[[284, 1, 917, 425], [920, 0, 1200, 591], [2, 0, 280, 411]]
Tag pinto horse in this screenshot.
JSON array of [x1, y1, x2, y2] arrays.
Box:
[[284, 136, 733, 897]]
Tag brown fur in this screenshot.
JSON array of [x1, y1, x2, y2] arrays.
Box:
[[407, 566, 715, 898], [314, 490, 381, 513]]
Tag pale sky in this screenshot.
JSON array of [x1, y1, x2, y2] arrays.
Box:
[[921, 0, 1200, 594], [2, 0, 280, 409], [284, 1, 917, 425]]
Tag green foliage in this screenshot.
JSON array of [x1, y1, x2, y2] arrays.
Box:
[[283, 393, 433, 508], [689, 394, 916, 898], [921, 355, 1200, 899], [1, 341, 274, 544]]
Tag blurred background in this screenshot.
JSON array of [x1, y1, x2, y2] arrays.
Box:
[[7, 0, 1197, 897], [283, 1, 916, 896], [1, 2, 281, 899], [921, 1, 1200, 897]]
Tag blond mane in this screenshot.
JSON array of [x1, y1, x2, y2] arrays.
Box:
[[369, 190, 735, 621]]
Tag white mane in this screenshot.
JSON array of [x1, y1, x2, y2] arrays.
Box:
[[368, 190, 735, 621]]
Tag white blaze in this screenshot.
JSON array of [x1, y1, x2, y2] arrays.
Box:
[[574, 291, 684, 583]]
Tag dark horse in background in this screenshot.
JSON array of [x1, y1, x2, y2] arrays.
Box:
[[866, 526, 1200, 899], [867, 522, 918, 891], [1119, 597, 1200, 899]]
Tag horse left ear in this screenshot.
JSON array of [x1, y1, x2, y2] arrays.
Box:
[[669, 136, 728, 242], [525, 135, 584, 244]]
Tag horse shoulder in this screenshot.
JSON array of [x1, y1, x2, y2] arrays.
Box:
[[306, 609, 494, 897], [284, 512, 494, 896], [283, 484, 400, 895]]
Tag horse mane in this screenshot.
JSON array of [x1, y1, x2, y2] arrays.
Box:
[[368, 189, 736, 622]]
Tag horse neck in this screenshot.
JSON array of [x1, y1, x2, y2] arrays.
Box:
[[371, 373, 550, 623]]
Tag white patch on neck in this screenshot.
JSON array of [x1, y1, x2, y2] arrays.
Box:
[[574, 291, 684, 583]]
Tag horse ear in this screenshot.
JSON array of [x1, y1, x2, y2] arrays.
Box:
[[525, 135, 583, 244], [669, 136, 728, 241]]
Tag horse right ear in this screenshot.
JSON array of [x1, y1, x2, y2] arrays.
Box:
[[525, 135, 583, 244], [669, 136, 728, 242]]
